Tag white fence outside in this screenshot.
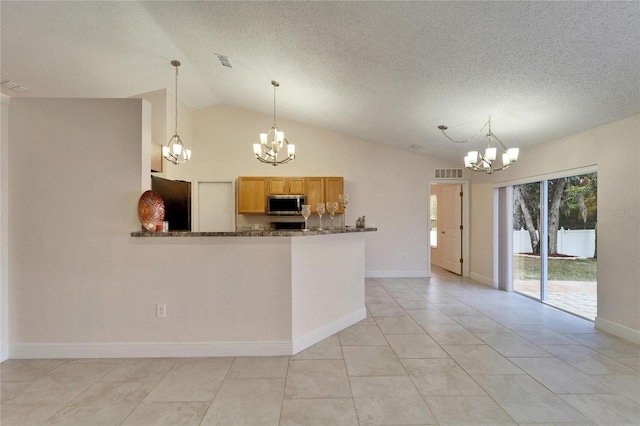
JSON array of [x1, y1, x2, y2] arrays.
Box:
[[513, 228, 596, 258]]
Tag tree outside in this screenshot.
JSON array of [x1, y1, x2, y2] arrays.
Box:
[[512, 172, 597, 320]]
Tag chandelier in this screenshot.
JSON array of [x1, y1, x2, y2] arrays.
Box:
[[253, 80, 295, 166], [162, 60, 192, 165], [438, 116, 519, 174]]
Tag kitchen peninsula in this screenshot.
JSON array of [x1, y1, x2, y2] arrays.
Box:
[[131, 227, 374, 237], [130, 227, 376, 356]]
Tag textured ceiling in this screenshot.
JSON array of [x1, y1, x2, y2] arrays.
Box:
[[1, 1, 639, 163]]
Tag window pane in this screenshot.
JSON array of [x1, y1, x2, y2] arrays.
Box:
[[511, 173, 597, 321], [546, 173, 597, 320], [430, 194, 437, 247], [513, 182, 541, 299]]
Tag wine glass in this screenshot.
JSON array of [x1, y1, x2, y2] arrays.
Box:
[[338, 193, 350, 228], [327, 201, 338, 229], [317, 203, 325, 230], [301, 205, 311, 231]]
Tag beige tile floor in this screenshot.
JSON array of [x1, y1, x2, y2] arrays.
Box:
[[1, 267, 639, 425], [515, 279, 597, 320]]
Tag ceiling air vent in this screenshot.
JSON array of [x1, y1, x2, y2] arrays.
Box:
[[434, 168, 463, 179], [215, 54, 232, 68], [1, 80, 30, 93]]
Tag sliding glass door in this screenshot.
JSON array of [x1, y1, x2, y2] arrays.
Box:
[[512, 172, 597, 320], [513, 182, 542, 299]]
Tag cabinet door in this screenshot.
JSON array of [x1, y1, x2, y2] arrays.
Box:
[[268, 177, 305, 194], [288, 178, 305, 195], [268, 178, 287, 195], [237, 177, 267, 214], [305, 178, 325, 213], [325, 177, 344, 213]]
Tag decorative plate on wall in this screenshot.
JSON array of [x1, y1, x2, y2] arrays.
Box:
[[138, 190, 165, 231]]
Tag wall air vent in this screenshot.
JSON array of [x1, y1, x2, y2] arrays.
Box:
[[434, 168, 463, 179]]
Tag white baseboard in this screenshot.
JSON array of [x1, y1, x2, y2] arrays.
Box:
[[292, 308, 366, 354], [8, 309, 368, 359], [0, 344, 7, 362], [595, 317, 640, 345], [366, 270, 429, 278], [470, 272, 496, 287], [9, 341, 293, 359]]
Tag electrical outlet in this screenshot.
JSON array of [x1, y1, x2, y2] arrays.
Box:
[[156, 304, 166, 318]]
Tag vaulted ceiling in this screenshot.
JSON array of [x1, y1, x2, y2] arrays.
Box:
[[1, 1, 638, 163]]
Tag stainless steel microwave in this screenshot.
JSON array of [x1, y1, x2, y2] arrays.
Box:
[[267, 195, 306, 215]]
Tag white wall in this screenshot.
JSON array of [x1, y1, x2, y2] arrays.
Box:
[[469, 183, 497, 285], [174, 104, 458, 277], [470, 114, 640, 340], [7, 99, 292, 354], [131, 88, 194, 180], [0, 95, 9, 361], [8, 99, 146, 347]]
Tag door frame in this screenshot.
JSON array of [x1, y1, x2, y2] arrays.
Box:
[[427, 180, 470, 278], [496, 165, 598, 319], [192, 179, 236, 232]]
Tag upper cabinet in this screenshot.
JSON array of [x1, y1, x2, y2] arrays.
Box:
[[297, 177, 344, 213], [238, 176, 343, 215], [237, 177, 268, 214], [269, 177, 305, 195], [305, 178, 325, 213], [325, 177, 344, 213]]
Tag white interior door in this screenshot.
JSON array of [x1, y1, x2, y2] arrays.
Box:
[[196, 181, 235, 232], [442, 184, 462, 275]]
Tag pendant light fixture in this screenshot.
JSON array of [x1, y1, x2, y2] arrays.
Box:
[[162, 60, 192, 165], [438, 116, 519, 174], [253, 80, 295, 166]]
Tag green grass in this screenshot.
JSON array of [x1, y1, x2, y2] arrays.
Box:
[[513, 255, 597, 281]]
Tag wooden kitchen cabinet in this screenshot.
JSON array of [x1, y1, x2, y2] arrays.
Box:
[[305, 178, 325, 213], [325, 177, 344, 213], [269, 177, 305, 195], [237, 177, 267, 214], [304, 177, 343, 213], [289, 178, 305, 194], [238, 176, 343, 215]]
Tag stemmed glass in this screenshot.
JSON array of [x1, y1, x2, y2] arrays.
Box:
[[301, 205, 311, 231], [338, 193, 350, 228], [317, 203, 325, 230], [326, 201, 338, 229]]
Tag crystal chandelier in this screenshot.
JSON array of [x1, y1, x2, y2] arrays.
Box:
[[438, 116, 519, 174], [162, 60, 192, 165], [253, 80, 295, 166]]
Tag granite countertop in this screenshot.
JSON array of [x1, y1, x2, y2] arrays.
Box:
[[131, 227, 377, 237]]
